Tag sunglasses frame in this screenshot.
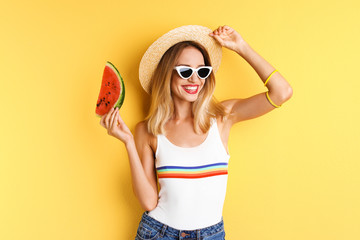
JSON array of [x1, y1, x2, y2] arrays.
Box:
[[174, 66, 213, 80]]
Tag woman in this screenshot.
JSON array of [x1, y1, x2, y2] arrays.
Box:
[[100, 25, 293, 239]]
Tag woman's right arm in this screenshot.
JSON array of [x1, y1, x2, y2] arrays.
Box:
[[100, 107, 158, 211]]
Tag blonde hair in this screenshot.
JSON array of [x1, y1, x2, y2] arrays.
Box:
[[145, 41, 228, 135]]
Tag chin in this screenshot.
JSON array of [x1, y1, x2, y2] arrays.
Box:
[[184, 94, 200, 102]]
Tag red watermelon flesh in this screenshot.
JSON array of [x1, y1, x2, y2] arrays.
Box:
[[95, 61, 125, 117]]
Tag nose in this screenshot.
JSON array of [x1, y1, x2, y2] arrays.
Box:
[[188, 72, 198, 82]]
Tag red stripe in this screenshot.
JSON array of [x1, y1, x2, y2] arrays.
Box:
[[158, 170, 228, 179]]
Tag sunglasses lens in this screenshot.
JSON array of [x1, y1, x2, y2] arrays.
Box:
[[198, 67, 211, 79], [178, 68, 193, 79]]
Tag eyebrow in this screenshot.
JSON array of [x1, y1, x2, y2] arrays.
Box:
[[176, 64, 206, 67]]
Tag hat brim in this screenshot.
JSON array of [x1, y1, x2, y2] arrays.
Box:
[[139, 25, 222, 94]]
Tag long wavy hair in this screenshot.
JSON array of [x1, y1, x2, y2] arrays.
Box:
[[145, 41, 228, 135]]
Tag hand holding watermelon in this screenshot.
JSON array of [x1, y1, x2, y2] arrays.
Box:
[[99, 107, 134, 143], [97, 61, 131, 143]]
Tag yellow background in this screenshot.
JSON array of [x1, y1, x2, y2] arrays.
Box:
[[1, 0, 359, 239]]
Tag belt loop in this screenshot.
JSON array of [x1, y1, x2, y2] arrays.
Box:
[[160, 224, 167, 237], [197, 229, 201, 240]]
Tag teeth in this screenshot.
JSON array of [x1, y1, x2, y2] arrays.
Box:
[[183, 86, 197, 90]]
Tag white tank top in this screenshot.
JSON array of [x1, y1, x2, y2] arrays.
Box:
[[148, 118, 230, 230]]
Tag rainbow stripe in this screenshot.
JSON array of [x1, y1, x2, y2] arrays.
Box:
[[157, 162, 228, 179]]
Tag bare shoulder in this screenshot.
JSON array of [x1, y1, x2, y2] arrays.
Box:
[[135, 120, 148, 135], [135, 120, 157, 154]]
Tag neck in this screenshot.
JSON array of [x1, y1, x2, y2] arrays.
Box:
[[172, 99, 193, 122]]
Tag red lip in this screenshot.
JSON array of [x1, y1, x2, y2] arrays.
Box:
[[182, 85, 199, 94]]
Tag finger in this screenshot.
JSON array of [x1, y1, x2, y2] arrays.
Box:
[[108, 109, 118, 136], [117, 112, 130, 132], [117, 112, 127, 129], [100, 119, 105, 128], [117, 111, 125, 124], [100, 115, 104, 127], [109, 108, 118, 129], [104, 107, 115, 128], [116, 112, 120, 125], [213, 35, 224, 46], [224, 26, 234, 35], [103, 111, 110, 128], [100, 113, 107, 127]]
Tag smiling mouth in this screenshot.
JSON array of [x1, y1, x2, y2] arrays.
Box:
[[182, 85, 199, 94]]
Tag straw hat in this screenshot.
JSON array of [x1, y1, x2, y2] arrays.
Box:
[[139, 25, 223, 94]]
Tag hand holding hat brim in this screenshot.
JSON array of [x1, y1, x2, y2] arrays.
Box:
[[209, 25, 245, 54]]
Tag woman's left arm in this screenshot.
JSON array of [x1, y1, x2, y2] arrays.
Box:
[[210, 25, 293, 125]]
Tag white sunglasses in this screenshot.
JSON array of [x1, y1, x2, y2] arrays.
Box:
[[174, 66, 213, 80]]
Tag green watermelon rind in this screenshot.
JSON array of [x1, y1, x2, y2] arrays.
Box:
[[95, 61, 125, 118], [106, 61, 125, 110]]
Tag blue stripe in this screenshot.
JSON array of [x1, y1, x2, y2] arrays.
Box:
[[157, 165, 227, 173], [157, 162, 228, 171]]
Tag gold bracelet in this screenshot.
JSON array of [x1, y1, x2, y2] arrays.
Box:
[[266, 91, 281, 108], [264, 69, 278, 86]]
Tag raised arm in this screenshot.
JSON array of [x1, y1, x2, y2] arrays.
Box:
[[100, 108, 158, 211], [210, 25, 293, 125]]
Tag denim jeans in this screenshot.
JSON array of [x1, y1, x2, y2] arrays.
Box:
[[135, 211, 225, 240]]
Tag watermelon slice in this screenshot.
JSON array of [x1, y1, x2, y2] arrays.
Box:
[[95, 61, 125, 117]]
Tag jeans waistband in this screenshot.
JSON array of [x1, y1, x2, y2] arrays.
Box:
[[141, 211, 224, 238]]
